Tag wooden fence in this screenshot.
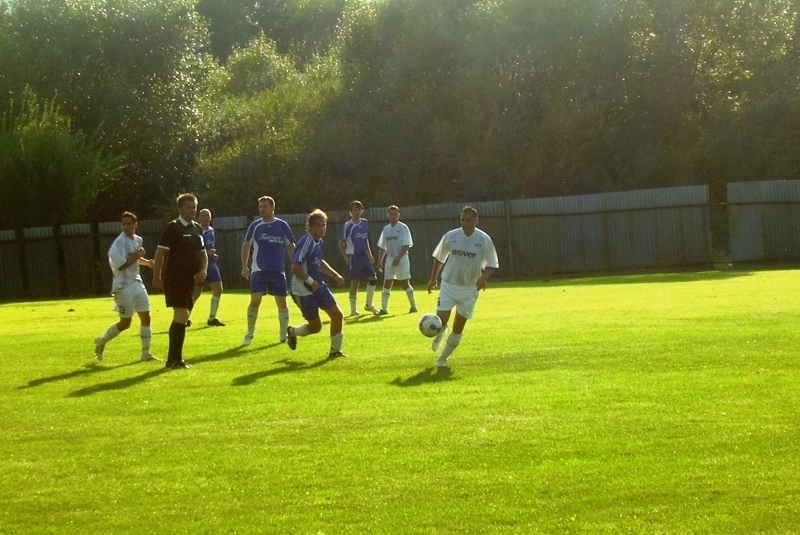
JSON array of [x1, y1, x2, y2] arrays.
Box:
[[1, 182, 797, 300]]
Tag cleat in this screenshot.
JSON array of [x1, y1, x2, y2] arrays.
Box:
[[436, 355, 449, 368], [364, 304, 379, 315], [141, 353, 160, 362], [185, 319, 192, 327], [94, 337, 105, 361], [431, 326, 449, 352], [350, 311, 360, 317], [166, 360, 190, 369], [409, 306, 418, 313], [328, 350, 348, 358], [242, 333, 254, 346], [377, 309, 388, 315], [287, 327, 297, 351], [207, 318, 226, 327]]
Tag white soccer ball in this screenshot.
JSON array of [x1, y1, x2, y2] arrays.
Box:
[[419, 313, 443, 338]]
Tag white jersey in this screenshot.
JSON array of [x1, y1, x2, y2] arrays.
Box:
[[377, 221, 413, 258], [108, 232, 144, 292], [432, 227, 499, 287]]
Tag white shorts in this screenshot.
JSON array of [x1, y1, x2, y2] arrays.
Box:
[[112, 281, 150, 318], [436, 281, 479, 319], [383, 255, 411, 281]]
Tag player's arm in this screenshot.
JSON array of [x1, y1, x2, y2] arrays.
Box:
[[286, 240, 296, 260], [152, 247, 167, 291], [320, 260, 345, 286], [366, 240, 375, 264], [292, 261, 319, 291], [476, 267, 496, 291], [394, 244, 410, 266], [138, 256, 155, 269], [338, 238, 350, 265], [377, 246, 386, 272], [240, 241, 252, 279], [195, 249, 209, 284], [427, 259, 445, 293]]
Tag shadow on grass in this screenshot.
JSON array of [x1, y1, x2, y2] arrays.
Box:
[[390, 366, 456, 387], [231, 355, 339, 386], [17, 361, 140, 390], [65, 345, 249, 397]]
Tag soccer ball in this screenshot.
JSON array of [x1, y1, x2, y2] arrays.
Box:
[[419, 313, 443, 337]]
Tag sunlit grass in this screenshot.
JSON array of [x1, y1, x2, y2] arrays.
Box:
[[1, 270, 799, 534]]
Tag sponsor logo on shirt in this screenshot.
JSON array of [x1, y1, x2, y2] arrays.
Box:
[[451, 249, 477, 258]]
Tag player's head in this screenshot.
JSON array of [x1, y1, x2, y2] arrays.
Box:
[[307, 209, 328, 238], [460, 206, 479, 235], [387, 205, 400, 223], [121, 211, 138, 236], [349, 200, 364, 218], [258, 196, 275, 220], [176, 193, 198, 220], [198, 208, 212, 227]]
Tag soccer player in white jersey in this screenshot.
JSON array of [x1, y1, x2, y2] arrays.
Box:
[[94, 211, 160, 362], [241, 196, 297, 346], [376, 205, 417, 314], [191, 208, 225, 327], [427, 206, 499, 367]]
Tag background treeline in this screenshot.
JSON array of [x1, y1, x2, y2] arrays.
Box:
[[1, 0, 798, 229]]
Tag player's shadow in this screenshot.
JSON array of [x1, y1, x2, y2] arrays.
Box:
[[18, 361, 140, 390], [390, 366, 455, 387], [232, 355, 339, 386], [66, 345, 248, 397]]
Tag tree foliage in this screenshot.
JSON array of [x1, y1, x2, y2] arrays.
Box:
[[0, 0, 799, 224], [0, 88, 123, 228]]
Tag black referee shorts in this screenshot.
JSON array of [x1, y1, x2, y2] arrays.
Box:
[[164, 274, 195, 309]]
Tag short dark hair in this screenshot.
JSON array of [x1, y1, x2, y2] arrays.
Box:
[[461, 205, 478, 218], [177, 193, 197, 208], [349, 200, 364, 211], [121, 211, 137, 223]]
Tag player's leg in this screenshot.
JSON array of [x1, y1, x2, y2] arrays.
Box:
[[348, 278, 360, 316], [380, 277, 394, 314], [133, 284, 158, 361], [436, 289, 477, 367], [206, 266, 225, 326], [269, 271, 291, 343], [395, 257, 416, 312], [287, 294, 322, 351], [401, 280, 417, 312], [365, 278, 379, 314], [95, 286, 134, 360], [187, 283, 202, 327], [243, 273, 266, 345], [431, 284, 455, 352], [165, 276, 192, 369], [320, 289, 345, 357]]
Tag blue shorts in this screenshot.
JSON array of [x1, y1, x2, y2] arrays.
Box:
[[292, 283, 337, 321], [348, 253, 376, 279], [205, 263, 222, 284], [250, 270, 289, 297]]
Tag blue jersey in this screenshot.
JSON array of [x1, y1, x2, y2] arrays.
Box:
[[341, 218, 370, 255], [291, 233, 326, 297], [243, 218, 296, 273], [202, 226, 217, 267]]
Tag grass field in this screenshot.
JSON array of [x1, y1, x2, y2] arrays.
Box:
[[1, 270, 799, 534]]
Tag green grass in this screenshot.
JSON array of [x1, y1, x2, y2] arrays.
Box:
[[1, 270, 799, 534]]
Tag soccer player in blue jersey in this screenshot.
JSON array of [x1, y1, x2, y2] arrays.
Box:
[[191, 208, 225, 327], [241, 196, 297, 346], [339, 200, 379, 316], [287, 209, 347, 358]]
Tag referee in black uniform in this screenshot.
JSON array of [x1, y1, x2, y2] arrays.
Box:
[[153, 193, 208, 369]]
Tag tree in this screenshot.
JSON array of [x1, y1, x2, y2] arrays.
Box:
[[0, 88, 123, 228]]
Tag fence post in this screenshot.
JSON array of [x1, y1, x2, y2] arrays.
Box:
[[503, 199, 515, 277]]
